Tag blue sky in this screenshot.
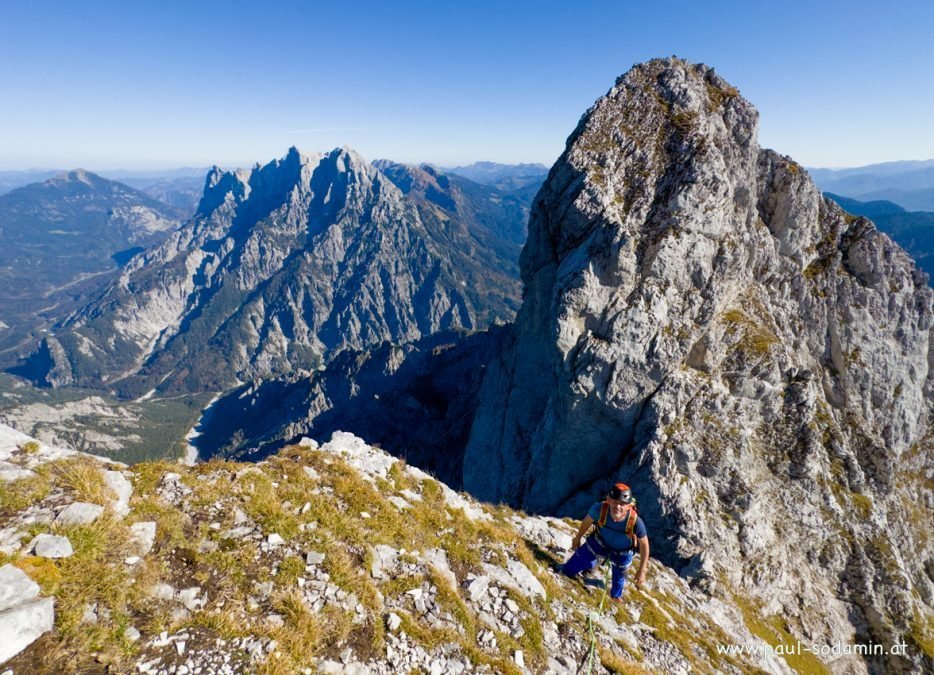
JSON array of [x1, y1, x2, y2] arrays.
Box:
[[1, 0, 932, 170]]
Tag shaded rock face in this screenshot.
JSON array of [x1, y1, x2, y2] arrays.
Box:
[[22, 148, 519, 397], [194, 328, 506, 490], [822, 192, 934, 283], [373, 161, 525, 324], [462, 58, 932, 670]]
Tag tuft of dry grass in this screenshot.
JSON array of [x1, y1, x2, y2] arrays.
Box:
[[20, 440, 41, 455], [130, 494, 189, 552], [261, 589, 323, 670], [0, 472, 51, 513], [733, 593, 830, 674], [131, 460, 186, 496], [502, 586, 547, 666], [428, 564, 475, 637], [322, 545, 358, 590], [275, 556, 305, 588], [235, 470, 301, 540], [184, 605, 248, 640], [13, 556, 62, 586], [599, 645, 658, 674], [8, 513, 147, 672], [38, 456, 114, 505]]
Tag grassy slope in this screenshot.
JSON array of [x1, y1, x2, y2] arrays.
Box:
[[0, 436, 834, 674]]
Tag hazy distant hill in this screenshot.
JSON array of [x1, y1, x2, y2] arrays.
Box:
[[0, 170, 184, 356], [822, 193, 905, 219], [116, 175, 206, 215], [0, 168, 209, 212], [445, 161, 548, 192], [810, 159, 934, 211], [0, 169, 63, 195], [850, 186, 934, 212], [825, 192, 934, 280]]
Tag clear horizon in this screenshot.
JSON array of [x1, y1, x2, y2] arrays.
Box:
[[5, 155, 934, 177], [2, 0, 933, 172]]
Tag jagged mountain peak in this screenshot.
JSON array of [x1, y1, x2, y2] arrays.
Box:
[[57, 168, 99, 184], [539, 57, 756, 269], [22, 142, 525, 396], [198, 165, 252, 215], [418, 162, 443, 177], [373, 160, 453, 203], [196, 146, 384, 220]]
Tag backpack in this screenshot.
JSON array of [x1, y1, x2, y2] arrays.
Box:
[[594, 499, 639, 550]]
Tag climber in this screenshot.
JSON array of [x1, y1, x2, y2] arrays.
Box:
[[561, 483, 650, 599]]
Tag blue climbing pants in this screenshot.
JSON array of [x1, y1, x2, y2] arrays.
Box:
[[562, 536, 634, 598]]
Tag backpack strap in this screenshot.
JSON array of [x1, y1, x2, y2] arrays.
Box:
[[597, 501, 610, 528], [624, 505, 639, 550], [591, 501, 611, 548]]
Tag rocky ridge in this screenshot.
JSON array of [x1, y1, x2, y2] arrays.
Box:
[[370, 160, 526, 323], [21, 148, 521, 398], [1, 421, 831, 674], [823, 192, 934, 281]]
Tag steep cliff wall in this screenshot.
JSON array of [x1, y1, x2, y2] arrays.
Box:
[[462, 58, 932, 671]]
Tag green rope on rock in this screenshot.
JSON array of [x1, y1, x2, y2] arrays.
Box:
[[580, 560, 612, 674]]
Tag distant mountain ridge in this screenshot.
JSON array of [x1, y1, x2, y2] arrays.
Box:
[[117, 176, 206, 215], [0, 167, 209, 212], [810, 159, 934, 211], [18, 148, 523, 398], [0, 169, 63, 195], [0, 170, 184, 355], [825, 192, 934, 280], [810, 158, 934, 178], [444, 161, 549, 192], [823, 192, 905, 218]]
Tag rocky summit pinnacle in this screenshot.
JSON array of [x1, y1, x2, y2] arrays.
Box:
[[458, 58, 932, 670], [20, 146, 522, 397]]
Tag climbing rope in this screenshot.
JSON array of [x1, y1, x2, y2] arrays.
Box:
[[578, 560, 612, 674]]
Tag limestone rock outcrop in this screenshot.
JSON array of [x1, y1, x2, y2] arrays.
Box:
[[0, 564, 55, 663], [460, 58, 932, 672]]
